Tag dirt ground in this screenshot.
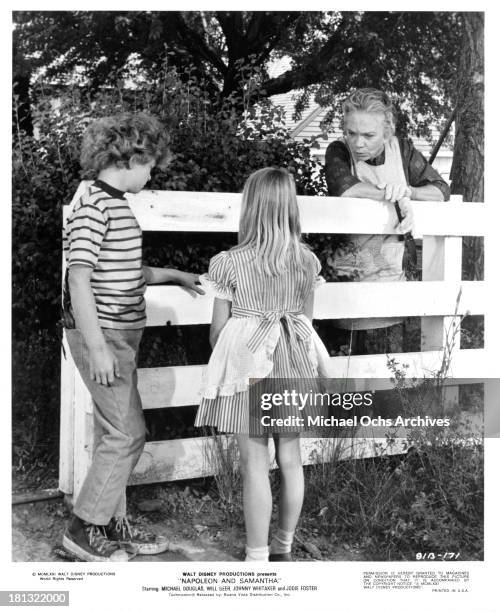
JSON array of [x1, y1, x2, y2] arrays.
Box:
[[12, 499, 241, 562], [12, 480, 363, 563]]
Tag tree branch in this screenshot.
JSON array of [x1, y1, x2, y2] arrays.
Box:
[[171, 12, 227, 75], [216, 11, 244, 58], [260, 33, 341, 96], [429, 106, 456, 164]]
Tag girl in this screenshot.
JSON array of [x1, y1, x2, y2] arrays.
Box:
[[195, 167, 331, 562]]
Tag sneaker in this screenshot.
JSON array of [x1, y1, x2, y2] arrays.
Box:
[[62, 521, 129, 562], [106, 516, 169, 555]]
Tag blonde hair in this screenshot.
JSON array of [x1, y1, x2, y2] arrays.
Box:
[[237, 167, 311, 276], [342, 88, 396, 137]]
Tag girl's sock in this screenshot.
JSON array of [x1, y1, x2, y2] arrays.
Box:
[[245, 545, 269, 562], [269, 527, 294, 555]]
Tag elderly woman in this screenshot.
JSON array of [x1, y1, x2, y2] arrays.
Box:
[[324, 88, 450, 353]]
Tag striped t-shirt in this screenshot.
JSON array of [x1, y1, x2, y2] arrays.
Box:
[[63, 180, 146, 329]]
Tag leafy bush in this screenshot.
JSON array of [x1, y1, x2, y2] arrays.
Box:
[[12, 331, 61, 476], [12, 63, 328, 473]]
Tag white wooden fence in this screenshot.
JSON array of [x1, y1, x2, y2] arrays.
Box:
[[59, 185, 491, 499]]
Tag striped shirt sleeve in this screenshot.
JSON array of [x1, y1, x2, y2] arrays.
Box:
[[67, 204, 108, 268]]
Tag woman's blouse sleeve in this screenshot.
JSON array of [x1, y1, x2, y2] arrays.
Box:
[[199, 251, 236, 301], [324, 140, 361, 196], [311, 252, 326, 290], [401, 138, 451, 201]]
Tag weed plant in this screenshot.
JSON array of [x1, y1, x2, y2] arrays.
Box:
[[202, 430, 242, 518], [205, 306, 483, 561], [303, 304, 483, 560]]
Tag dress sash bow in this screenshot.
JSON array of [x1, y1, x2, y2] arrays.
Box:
[[232, 306, 311, 354]]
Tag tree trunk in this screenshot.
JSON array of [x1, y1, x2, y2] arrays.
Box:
[[450, 13, 484, 200], [449, 13, 484, 280]]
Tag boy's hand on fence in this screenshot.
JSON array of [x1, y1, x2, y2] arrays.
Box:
[[89, 344, 121, 386], [175, 271, 206, 297]]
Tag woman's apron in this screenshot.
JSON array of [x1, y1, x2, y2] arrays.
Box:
[[334, 136, 407, 330]]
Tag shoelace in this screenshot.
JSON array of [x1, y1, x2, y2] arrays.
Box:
[[86, 524, 117, 554], [114, 517, 152, 542], [112, 517, 130, 540]]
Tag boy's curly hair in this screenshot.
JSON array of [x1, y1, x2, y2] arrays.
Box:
[[80, 112, 170, 178]]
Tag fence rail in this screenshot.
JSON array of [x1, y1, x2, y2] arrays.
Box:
[[59, 185, 490, 498]]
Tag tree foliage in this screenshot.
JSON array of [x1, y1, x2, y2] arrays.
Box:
[[14, 11, 463, 134], [12, 64, 325, 338]]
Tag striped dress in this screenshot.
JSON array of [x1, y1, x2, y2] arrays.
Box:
[[63, 180, 146, 330], [195, 245, 331, 435]]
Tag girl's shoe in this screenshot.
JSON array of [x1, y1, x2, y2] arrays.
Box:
[[106, 516, 169, 555], [268, 552, 293, 562]]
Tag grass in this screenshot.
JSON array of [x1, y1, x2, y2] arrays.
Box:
[[202, 303, 484, 561]]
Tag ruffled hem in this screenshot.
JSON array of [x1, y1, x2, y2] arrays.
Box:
[[199, 273, 233, 301], [201, 367, 270, 399]]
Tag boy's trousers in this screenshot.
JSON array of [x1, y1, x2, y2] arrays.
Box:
[[65, 327, 145, 525]]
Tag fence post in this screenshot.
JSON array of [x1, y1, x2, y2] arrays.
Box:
[[72, 378, 94, 501], [59, 182, 94, 501], [59, 335, 95, 503], [59, 331, 74, 495], [484, 214, 499, 438]]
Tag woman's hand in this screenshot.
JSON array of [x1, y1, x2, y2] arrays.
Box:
[[377, 182, 412, 203]]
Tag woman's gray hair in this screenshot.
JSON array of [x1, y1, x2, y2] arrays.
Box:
[[342, 88, 396, 136]]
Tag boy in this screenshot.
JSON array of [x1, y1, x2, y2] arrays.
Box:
[[62, 112, 204, 561]]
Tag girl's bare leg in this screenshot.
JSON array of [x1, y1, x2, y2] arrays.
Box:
[[271, 434, 304, 555], [236, 434, 271, 559]]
